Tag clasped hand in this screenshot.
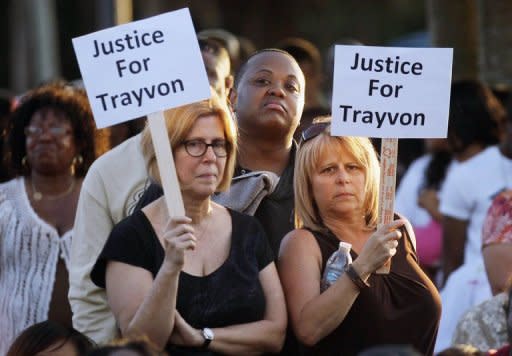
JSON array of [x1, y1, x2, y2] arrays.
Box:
[[169, 311, 204, 348]]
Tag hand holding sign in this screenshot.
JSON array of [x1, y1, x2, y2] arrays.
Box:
[[73, 8, 210, 218], [331, 45, 453, 273]]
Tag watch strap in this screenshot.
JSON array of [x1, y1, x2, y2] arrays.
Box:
[[345, 263, 371, 290], [201, 328, 213, 349]]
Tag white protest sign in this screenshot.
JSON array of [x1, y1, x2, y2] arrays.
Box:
[[72, 8, 210, 128], [331, 45, 453, 138], [330, 45, 453, 273], [73, 8, 211, 218]]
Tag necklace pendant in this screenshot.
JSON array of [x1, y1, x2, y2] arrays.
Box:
[[33, 191, 43, 201]]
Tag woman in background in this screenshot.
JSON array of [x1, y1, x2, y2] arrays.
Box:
[[395, 138, 453, 283], [0, 81, 95, 354]]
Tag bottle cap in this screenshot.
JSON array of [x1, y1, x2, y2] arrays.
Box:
[[338, 241, 352, 252]]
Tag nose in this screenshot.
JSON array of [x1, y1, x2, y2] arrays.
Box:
[[335, 169, 350, 184], [203, 145, 217, 161], [37, 128, 55, 141], [267, 82, 285, 97]]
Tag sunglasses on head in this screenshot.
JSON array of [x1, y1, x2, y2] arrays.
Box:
[[300, 122, 330, 144], [198, 38, 221, 55]]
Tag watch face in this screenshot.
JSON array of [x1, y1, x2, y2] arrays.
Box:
[[203, 327, 214, 340]]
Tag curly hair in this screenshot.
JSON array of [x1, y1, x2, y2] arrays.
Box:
[[8, 81, 96, 177]]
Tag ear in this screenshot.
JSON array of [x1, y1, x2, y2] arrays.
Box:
[[229, 88, 238, 111], [225, 75, 234, 91]]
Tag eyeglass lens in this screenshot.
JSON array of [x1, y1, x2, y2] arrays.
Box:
[[184, 140, 228, 157], [24, 126, 70, 137]]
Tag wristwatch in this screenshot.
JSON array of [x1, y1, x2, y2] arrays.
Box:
[[201, 327, 214, 349]]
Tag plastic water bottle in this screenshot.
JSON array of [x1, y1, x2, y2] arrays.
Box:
[[321, 241, 353, 292]]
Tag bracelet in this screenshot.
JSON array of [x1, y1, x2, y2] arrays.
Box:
[[345, 264, 370, 290]]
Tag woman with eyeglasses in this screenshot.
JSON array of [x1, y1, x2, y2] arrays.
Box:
[[0, 81, 95, 354], [91, 90, 286, 355], [278, 120, 441, 355]]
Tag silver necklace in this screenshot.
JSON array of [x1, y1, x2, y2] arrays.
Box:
[[31, 178, 76, 201]]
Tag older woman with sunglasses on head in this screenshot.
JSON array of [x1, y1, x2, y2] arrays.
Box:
[[91, 90, 286, 355], [278, 119, 441, 355], [0, 81, 95, 355]]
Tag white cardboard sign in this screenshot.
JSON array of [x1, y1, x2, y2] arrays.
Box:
[[331, 45, 453, 138], [72, 8, 210, 128]]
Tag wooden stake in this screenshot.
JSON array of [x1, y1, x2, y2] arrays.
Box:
[[147, 111, 185, 217], [376, 138, 398, 274]]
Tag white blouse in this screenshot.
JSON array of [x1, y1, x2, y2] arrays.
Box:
[[0, 177, 72, 354]]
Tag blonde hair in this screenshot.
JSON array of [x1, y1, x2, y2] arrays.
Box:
[[294, 125, 380, 232], [140, 89, 237, 192]]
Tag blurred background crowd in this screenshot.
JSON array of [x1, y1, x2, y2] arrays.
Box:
[[1, 1, 512, 355]]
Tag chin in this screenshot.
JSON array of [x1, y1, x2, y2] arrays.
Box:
[[191, 186, 218, 198]]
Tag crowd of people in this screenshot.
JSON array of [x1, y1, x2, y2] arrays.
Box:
[[0, 25, 511, 356]]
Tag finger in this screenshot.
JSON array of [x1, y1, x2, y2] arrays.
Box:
[[386, 219, 406, 231], [384, 229, 402, 241], [173, 241, 196, 251], [166, 233, 197, 246], [385, 239, 399, 249], [165, 215, 193, 230], [165, 224, 195, 237], [165, 234, 196, 251], [389, 247, 397, 257]]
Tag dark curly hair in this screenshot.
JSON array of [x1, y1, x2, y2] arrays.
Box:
[[7, 81, 96, 177]]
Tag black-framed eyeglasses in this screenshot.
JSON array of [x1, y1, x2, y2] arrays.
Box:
[[182, 139, 229, 158], [24, 125, 72, 138], [300, 122, 330, 144]]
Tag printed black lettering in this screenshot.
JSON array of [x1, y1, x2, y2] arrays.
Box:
[[96, 93, 108, 110], [91, 29, 165, 58], [120, 92, 132, 106], [339, 105, 353, 121], [92, 77, 185, 111]]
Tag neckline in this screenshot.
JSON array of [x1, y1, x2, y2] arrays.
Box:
[[30, 176, 76, 201], [139, 208, 234, 279], [18, 177, 73, 239]]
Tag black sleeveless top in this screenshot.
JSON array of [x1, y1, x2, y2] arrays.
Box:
[[303, 221, 441, 356], [91, 208, 274, 355]]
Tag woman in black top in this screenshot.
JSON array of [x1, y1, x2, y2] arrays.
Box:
[[278, 121, 441, 355], [91, 91, 286, 355]]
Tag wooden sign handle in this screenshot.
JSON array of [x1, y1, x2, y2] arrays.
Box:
[[376, 138, 398, 274], [147, 111, 185, 218]]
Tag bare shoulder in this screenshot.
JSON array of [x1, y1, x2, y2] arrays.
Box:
[[211, 201, 232, 222], [279, 228, 321, 261]]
